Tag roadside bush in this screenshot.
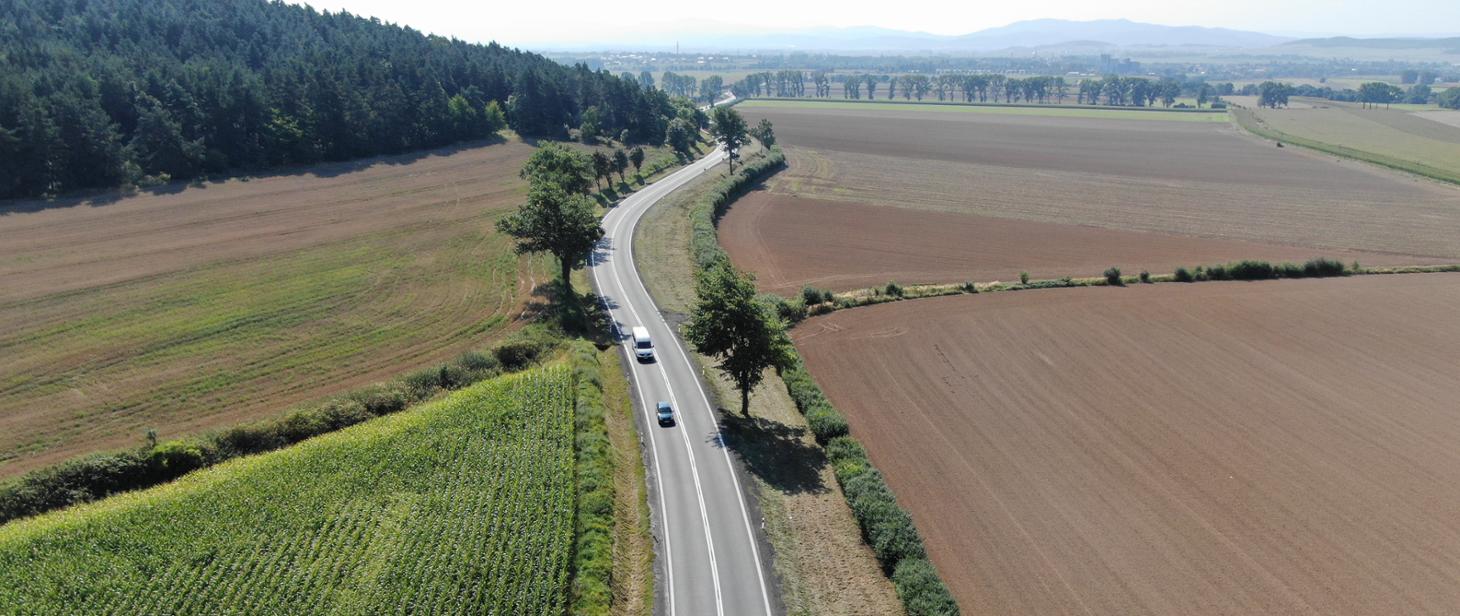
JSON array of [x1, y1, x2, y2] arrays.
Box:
[[569, 342, 616, 615], [1174, 267, 1194, 282], [689, 147, 786, 269], [805, 404, 850, 444], [893, 558, 961, 616], [1104, 266, 1123, 286], [842, 468, 928, 571], [884, 281, 905, 297], [211, 422, 287, 458], [1139, 270, 1151, 283]]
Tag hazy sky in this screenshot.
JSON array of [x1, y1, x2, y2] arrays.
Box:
[[290, 0, 1460, 48]]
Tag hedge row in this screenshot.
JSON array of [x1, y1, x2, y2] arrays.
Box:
[[782, 354, 958, 614], [568, 342, 616, 615], [1174, 257, 1348, 283], [0, 326, 564, 524], [687, 147, 958, 614], [689, 146, 786, 270]]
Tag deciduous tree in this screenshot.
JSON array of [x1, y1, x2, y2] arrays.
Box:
[[495, 183, 604, 299], [709, 106, 748, 172], [685, 259, 793, 415]]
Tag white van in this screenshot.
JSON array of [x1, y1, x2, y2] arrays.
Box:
[[631, 326, 655, 361]]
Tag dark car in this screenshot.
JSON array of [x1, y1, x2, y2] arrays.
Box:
[[656, 401, 675, 426]]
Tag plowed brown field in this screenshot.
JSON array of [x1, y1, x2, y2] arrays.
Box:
[[720, 191, 1441, 293], [0, 140, 549, 477], [795, 274, 1460, 615], [728, 103, 1460, 288]]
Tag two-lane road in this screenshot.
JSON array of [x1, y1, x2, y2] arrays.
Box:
[[590, 144, 776, 616]]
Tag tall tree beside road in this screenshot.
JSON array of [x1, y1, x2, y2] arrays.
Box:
[[700, 76, 725, 108], [628, 146, 645, 177], [495, 182, 603, 299], [519, 143, 594, 196], [590, 151, 612, 190], [612, 148, 629, 183], [749, 119, 776, 148], [709, 106, 749, 172], [685, 259, 793, 416]]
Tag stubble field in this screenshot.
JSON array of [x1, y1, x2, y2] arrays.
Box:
[[794, 274, 1460, 616], [0, 140, 549, 477], [726, 101, 1460, 293]]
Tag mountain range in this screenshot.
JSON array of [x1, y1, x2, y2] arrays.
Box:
[[646, 19, 1295, 52]]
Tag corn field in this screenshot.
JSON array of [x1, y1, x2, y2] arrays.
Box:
[[0, 366, 576, 615]]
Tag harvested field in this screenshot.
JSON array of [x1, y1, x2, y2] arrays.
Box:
[[719, 191, 1439, 293], [739, 99, 1226, 122], [0, 140, 550, 477], [1247, 103, 1460, 176], [794, 274, 1460, 616], [737, 103, 1460, 262]]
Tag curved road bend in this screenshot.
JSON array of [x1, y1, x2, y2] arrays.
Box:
[[589, 132, 776, 615]]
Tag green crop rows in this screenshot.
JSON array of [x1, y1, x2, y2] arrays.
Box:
[[0, 366, 575, 614]]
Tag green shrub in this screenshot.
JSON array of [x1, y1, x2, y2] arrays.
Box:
[[1174, 267, 1194, 282], [1205, 264, 1230, 281], [842, 469, 927, 571], [960, 282, 978, 293], [884, 281, 905, 297], [801, 285, 830, 306], [805, 404, 851, 444], [349, 383, 412, 416], [1227, 260, 1277, 280], [1104, 267, 1123, 286], [893, 558, 961, 616], [1302, 257, 1346, 277], [211, 422, 287, 457], [1019, 271, 1029, 285], [148, 440, 206, 476], [761, 293, 807, 324], [456, 350, 500, 374], [1139, 270, 1151, 283], [568, 342, 616, 615]]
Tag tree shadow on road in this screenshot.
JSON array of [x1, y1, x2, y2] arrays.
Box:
[[717, 413, 827, 496]]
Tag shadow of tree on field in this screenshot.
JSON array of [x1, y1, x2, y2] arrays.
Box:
[[717, 413, 827, 496]]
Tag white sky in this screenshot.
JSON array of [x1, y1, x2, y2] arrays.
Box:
[[289, 0, 1460, 48]]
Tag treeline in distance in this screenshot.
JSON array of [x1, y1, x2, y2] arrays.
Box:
[[0, 0, 683, 199]]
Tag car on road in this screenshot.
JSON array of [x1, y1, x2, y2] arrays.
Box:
[[656, 401, 675, 427], [632, 326, 655, 362]]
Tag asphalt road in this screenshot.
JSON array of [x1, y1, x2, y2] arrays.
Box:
[[589, 138, 776, 615]]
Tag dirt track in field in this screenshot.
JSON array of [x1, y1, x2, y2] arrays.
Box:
[[739, 105, 1460, 261], [719, 191, 1443, 293], [795, 274, 1460, 615], [0, 140, 545, 477]]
